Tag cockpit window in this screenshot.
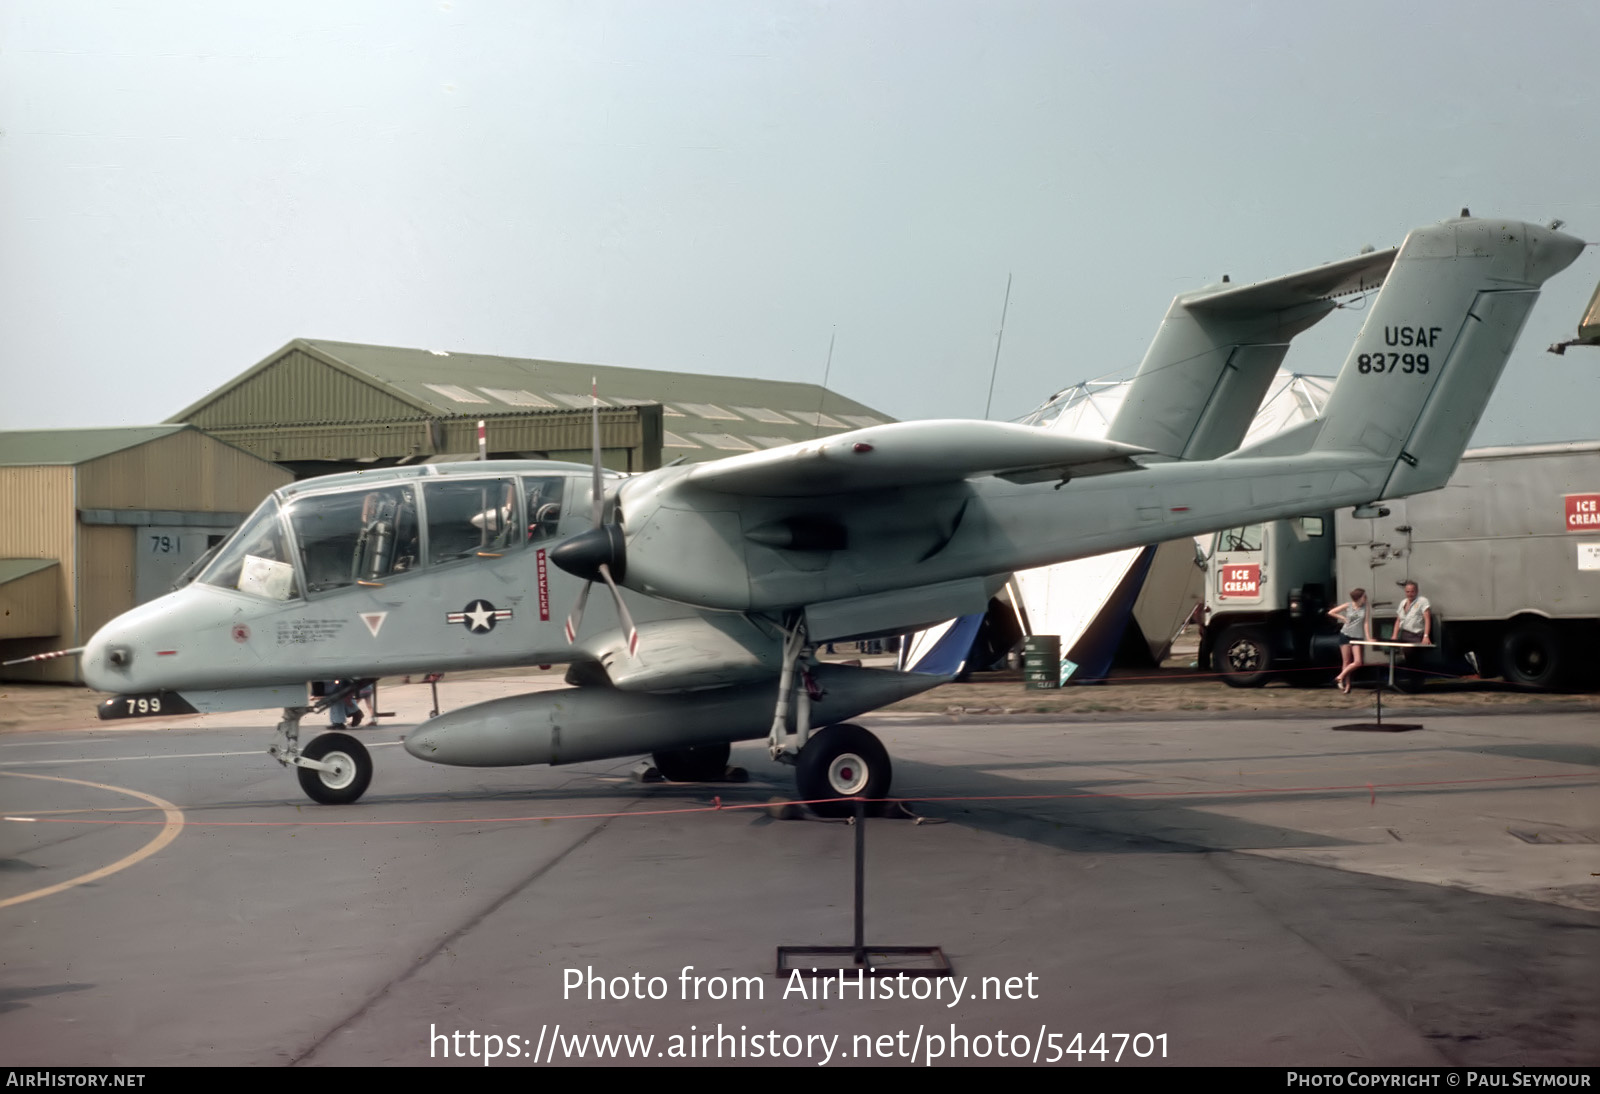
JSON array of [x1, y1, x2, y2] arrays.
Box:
[[198, 497, 301, 600], [423, 479, 522, 566], [524, 475, 566, 543], [287, 485, 420, 593]]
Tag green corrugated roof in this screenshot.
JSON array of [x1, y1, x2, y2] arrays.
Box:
[[173, 339, 895, 463], [300, 339, 884, 418], [0, 559, 59, 585], [0, 426, 189, 467]]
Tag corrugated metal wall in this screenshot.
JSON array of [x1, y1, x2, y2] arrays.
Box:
[[72, 432, 293, 683], [76, 524, 133, 654], [0, 565, 59, 640], [176, 345, 663, 467], [77, 429, 292, 511], [1, 433, 293, 683], [0, 466, 77, 681], [437, 411, 644, 455], [198, 407, 655, 465], [183, 347, 420, 427]]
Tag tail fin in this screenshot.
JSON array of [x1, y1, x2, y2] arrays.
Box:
[[1108, 245, 1396, 459], [1230, 216, 1585, 498], [1305, 217, 1583, 498]]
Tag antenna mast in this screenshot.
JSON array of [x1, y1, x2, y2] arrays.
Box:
[[983, 273, 1012, 420]]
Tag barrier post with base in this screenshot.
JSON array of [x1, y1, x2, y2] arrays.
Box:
[[775, 798, 952, 978]]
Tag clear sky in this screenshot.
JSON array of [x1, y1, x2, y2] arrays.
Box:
[[3, 1, 1597, 444]]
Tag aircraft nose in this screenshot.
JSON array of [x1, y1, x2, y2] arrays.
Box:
[[80, 585, 242, 694], [82, 619, 138, 692]]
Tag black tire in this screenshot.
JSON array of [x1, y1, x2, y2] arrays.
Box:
[[1500, 619, 1562, 688], [795, 723, 892, 818], [1216, 624, 1274, 688], [651, 743, 731, 782], [297, 732, 373, 805]]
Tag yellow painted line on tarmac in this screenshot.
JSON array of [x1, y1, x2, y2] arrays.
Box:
[[0, 771, 185, 910]]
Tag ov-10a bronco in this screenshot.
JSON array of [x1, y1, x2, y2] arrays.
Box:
[[58, 215, 1584, 808]]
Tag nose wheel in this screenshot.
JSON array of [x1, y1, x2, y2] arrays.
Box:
[[795, 723, 891, 818], [295, 732, 374, 805], [270, 707, 375, 805]]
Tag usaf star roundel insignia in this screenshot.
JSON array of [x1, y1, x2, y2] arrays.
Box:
[[447, 599, 513, 634]]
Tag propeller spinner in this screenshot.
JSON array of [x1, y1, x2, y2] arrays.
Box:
[[551, 380, 639, 657]]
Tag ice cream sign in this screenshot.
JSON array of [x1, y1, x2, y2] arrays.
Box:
[[1567, 494, 1600, 532], [1218, 563, 1261, 600]]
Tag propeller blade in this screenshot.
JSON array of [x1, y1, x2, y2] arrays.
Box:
[[564, 580, 593, 644], [597, 563, 640, 658]]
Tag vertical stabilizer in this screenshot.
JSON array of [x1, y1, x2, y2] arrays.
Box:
[[1302, 217, 1584, 499], [1109, 246, 1396, 460]]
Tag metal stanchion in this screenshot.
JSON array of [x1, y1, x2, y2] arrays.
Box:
[[775, 798, 951, 978]]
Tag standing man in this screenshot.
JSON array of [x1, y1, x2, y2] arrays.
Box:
[[1391, 581, 1432, 645]]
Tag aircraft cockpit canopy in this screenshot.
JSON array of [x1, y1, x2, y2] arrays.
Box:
[[197, 473, 569, 601], [198, 496, 301, 601]]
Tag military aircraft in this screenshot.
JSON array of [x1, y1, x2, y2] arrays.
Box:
[[58, 215, 1583, 811]]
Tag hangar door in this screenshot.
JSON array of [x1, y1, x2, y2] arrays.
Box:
[[134, 524, 234, 604]]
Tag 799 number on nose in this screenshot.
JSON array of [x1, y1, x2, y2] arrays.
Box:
[[97, 691, 198, 720]]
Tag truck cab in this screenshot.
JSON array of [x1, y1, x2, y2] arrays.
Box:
[[1199, 513, 1338, 687]]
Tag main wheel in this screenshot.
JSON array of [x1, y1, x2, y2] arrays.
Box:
[[795, 723, 891, 818], [297, 732, 373, 805], [1216, 624, 1274, 688], [651, 743, 731, 782], [1501, 619, 1562, 688]]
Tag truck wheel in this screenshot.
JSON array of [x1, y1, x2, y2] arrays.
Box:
[[1216, 625, 1273, 688], [1500, 619, 1562, 689]]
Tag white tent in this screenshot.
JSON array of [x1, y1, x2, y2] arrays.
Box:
[[904, 372, 1334, 677], [1019, 370, 1335, 671]]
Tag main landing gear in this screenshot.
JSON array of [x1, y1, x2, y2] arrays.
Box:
[[761, 620, 893, 817], [793, 722, 892, 818], [269, 706, 375, 805]]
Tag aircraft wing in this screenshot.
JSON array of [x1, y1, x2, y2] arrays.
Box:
[[678, 420, 1149, 497], [1185, 246, 1398, 315]]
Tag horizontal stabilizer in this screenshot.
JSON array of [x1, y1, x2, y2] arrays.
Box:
[[1228, 216, 1586, 502], [1108, 245, 1398, 461], [680, 420, 1148, 497], [1186, 246, 1398, 315]]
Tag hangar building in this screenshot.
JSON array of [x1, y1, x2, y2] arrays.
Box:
[[0, 426, 291, 683], [168, 339, 892, 478]]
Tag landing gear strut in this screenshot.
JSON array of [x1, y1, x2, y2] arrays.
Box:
[[268, 705, 375, 805], [766, 619, 893, 814]]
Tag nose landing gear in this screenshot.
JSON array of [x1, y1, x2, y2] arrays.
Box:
[[269, 706, 375, 805]]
